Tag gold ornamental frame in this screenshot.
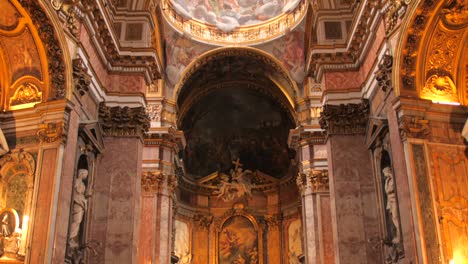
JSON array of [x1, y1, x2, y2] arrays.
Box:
[[214, 206, 264, 264]]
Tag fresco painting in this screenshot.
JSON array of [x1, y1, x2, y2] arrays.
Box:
[[164, 27, 210, 97], [170, 0, 302, 32], [219, 216, 258, 264], [258, 23, 305, 85], [0, 28, 43, 83]]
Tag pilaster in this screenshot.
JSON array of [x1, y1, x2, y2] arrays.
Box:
[[87, 103, 149, 264], [319, 100, 382, 264], [138, 128, 185, 264]]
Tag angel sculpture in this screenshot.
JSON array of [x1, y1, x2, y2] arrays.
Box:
[[213, 160, 253, 202]]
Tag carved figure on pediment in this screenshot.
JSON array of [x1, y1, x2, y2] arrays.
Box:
[[68, 169, 88, 249], [383, 167, 401, 244], [213, 159, 253, 202]]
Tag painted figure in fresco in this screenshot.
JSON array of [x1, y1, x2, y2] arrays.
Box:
[[383, 166, 401, 244], [1, 214, 11, 237], [68, 169, 88, 248]]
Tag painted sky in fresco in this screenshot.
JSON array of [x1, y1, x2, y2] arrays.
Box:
[[171, 0, 301, 32]]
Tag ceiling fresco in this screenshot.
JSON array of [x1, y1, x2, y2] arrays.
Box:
[[170, 0, 301, 32], [181, 87, 295, 179]]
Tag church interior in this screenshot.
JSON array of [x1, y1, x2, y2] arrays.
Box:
[[0, 0, 466, 263]]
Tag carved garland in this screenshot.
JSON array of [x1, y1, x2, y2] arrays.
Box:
[[400, 0, 439, 91], [18, 0, 66, 99], [375, 55, 393, 92], [72, 58, 91, 96]]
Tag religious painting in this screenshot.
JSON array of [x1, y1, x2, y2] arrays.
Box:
[[286, 218, 302, 264], [182, 87, 294, 179], [218, 215, 258, 264], [174, 219, 192, 264], [170, 0, 302, 31]]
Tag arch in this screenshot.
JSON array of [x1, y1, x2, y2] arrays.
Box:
[[173, 46, 300, 111], [0, 0, 73, 108], [394, 0, 468, 105]]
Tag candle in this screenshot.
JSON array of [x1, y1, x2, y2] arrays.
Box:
[[18, 215, 29, 256]]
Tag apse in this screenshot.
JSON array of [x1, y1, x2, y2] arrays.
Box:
[[176, 50, 297, 179]]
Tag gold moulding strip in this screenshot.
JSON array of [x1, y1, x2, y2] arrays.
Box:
[[162, 0, 307, 45]]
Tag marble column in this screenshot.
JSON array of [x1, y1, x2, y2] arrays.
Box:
[[138, 129, 185, 264], [319, 101, 382, 264], [289, 128, 333, 264], [88, 104, 149, 264], [192, 214, 211, 264]]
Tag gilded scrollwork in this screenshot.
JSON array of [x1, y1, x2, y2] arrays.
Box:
[[421, 74, 458, 102], [36, 122, 66, 144], [441, 0, 468, 27], [398, 116, 430, 140], [9, 82, 42, 110]]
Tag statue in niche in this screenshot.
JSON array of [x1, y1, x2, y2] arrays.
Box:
[[0, 128, 9, 157], [68, 169, 88, 249], [383, 166, 401, 244], [213, 159, 253, 202]]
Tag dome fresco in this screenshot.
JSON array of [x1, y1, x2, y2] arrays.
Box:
[[170, 0, 301, 32]]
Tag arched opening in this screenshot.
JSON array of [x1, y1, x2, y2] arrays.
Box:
[[173, 47, 301, 263]]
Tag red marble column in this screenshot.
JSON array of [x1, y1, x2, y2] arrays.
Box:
[[320, 101, 382, 264]]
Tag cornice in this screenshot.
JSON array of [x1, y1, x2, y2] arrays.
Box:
[[64, 0, 163, 83], [306, 0, 381, 80]]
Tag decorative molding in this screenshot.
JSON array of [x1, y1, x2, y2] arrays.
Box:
[[265, 214, 282, 228], [19, 0, 66, 99], [288, 128, 326, 150], [141, 171, 178, 194], [141, 171, 165, 193], [319, 100, 370, 136], [193, 214, 213, 230], [400, 0, 438, 91], [296, 169, 329, 194], [307, 1, 378, 77], [398, 116, 430, 140], [72, 58, 91, 96], [375, 55, 393, 92], [383, 0, 411, 35], [0, 149, 36, 175], [98, 103, 150, 138], [37, 121, 66, 144], [161, 0, 307, 46]]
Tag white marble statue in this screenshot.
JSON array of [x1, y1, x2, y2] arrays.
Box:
[[462, 118, 468, 142], [383, 166, 401, 244], [0, 128, 9, 157], [68, 169, 88, 248], [213, 165, 253, 202]]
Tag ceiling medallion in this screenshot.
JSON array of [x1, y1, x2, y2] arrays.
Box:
[[162, 0, 307, 45]]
